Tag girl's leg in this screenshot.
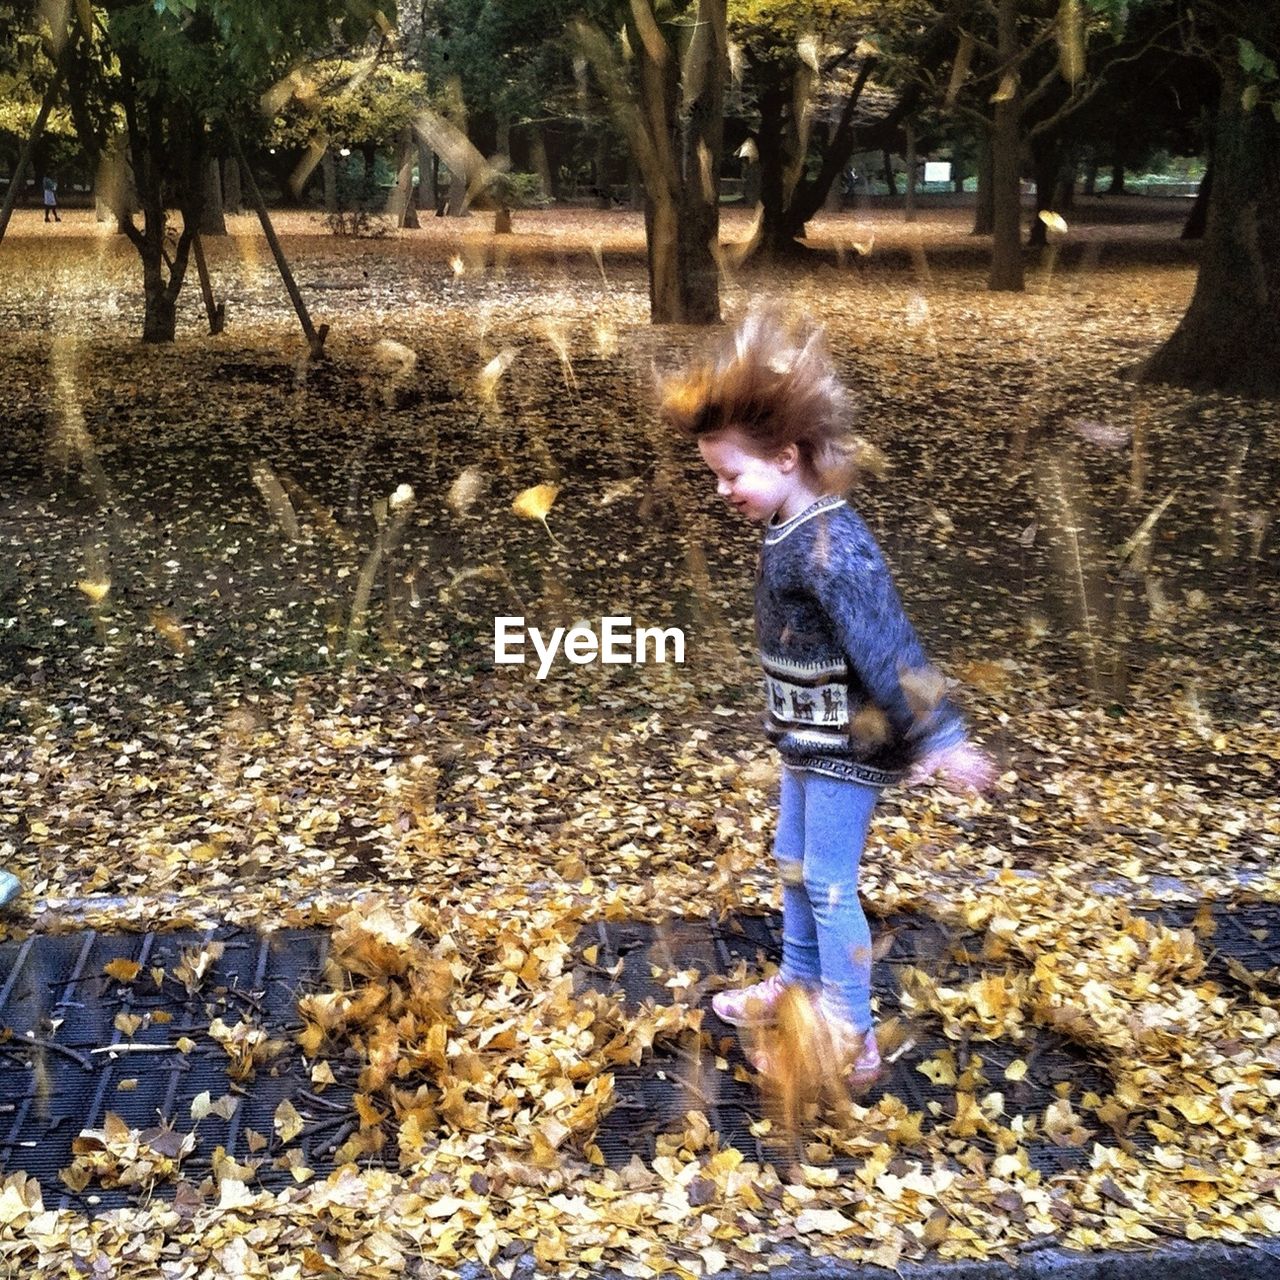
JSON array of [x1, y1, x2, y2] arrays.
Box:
[[775, 767, 820, 988], [800, 773, 878, 1031], [710, 767, 815, 1026]]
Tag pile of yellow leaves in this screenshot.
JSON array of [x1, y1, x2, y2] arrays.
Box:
[[60, 1112, 196, 1193], [296, 898, 701, 1170]]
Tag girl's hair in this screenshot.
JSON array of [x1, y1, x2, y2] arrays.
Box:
[[659, 308, 862, 490]]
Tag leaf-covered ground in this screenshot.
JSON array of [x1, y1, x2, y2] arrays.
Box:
[[0, 202, 1278, 1276]]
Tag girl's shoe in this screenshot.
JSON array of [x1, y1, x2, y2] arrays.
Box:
[[818, 997, 881, 1087], [0, 870, 20, 909], [747, 1004, 882, 1090], [711, 972, 790, 1027], [832, 1021, 881, 1090]]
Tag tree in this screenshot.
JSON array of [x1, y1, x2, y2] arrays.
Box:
[[913, 0, 1149, 290], [0, 5, 85, 241], [1140, 10, 1280, 396], [728, 0, 936, 259], [576, 0, 728, 325], [406, 0, 593, 210], [56, 0, 389, 343], [270, 57, 426, 214]]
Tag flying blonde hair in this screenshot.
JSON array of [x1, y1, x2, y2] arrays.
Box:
[[659, 308, 869, 491]]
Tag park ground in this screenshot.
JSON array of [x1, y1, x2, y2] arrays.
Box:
[[0, 199, 1278, 1277]]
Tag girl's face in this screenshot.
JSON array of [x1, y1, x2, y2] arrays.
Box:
[[698, 427, 805, 524]]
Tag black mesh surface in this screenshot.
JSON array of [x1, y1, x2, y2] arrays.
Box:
[[3, 900, 1277, 1216], [0, 927, 342, 1213], [575, 902, 1280, 1176]]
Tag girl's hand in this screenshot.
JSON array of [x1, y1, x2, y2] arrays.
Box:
[[910, 741, 996, 793]]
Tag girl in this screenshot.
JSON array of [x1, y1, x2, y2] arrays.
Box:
[[660, 310, 992, 1088]]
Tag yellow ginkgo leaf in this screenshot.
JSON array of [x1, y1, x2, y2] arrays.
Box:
[[275, 1098, 304, 1143], [103, 958, 141, 983], [512, 482, 558, 522], [113, 1012, 142, 1038], [1038, 210, 1069, 237], [990, 71, 1018, 102], [151, 609, 192, 655], [477, 349, 515, 405], [512, 483, 563, 544], [78, 579, 110, 605]]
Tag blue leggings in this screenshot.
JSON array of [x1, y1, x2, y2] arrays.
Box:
[[774, 766, 879, 1032]]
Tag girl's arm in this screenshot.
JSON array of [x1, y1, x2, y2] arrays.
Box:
[[808, 521, 970, 763], [909, 740, 996, 792]]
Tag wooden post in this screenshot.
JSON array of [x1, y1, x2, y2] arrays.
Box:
[[191, 233, 225, 335], [904, 121, 918, 222], [229, 131, 328, 358]]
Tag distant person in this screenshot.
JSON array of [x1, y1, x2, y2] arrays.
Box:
[[0, 870, 19, 908], [660, 308, 994, 1094], [43, 174, 60, 223]]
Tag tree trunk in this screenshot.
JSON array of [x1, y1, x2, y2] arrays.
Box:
[[389, 129, 420, 228], [766, 66, 909, 254], [594, 126, 611, 208], [1107, 161, 1125, 194], [645, 196, 681, 322], [95, 145, 120, 224], [97, 137, 136, 233], [1140, 64, 1280, 397], [903, 121, 917, 222], [882, 149, 897, 195], [755, 73, 790, 253], [446, 168, 469, 216], [1083, 151, 1098, 196], [1028, 137, 1058, 247], [973, 132, 994, 234], [223, 156, 242, 215], [530, 126, 554, 200], [200, 157, 226, 235], [822, 124, 841, 211], [675, 0, 724, 324], [627, 0, 724, 321], [1056, 146, 1076, 211], [139, 212, 192, 343], [417, 138, 433, 211], [142, 280, 177, 342], [322, 148, 338, 214], [1182, 155, 1212, 240], [988, 0, 1024, 291], [579, 0, 722, 320]]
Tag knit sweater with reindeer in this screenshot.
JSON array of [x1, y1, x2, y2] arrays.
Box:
[[755, 495, 966, 786]]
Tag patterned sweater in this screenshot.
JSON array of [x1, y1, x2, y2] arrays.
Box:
[[755, 495, 966, 786]]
